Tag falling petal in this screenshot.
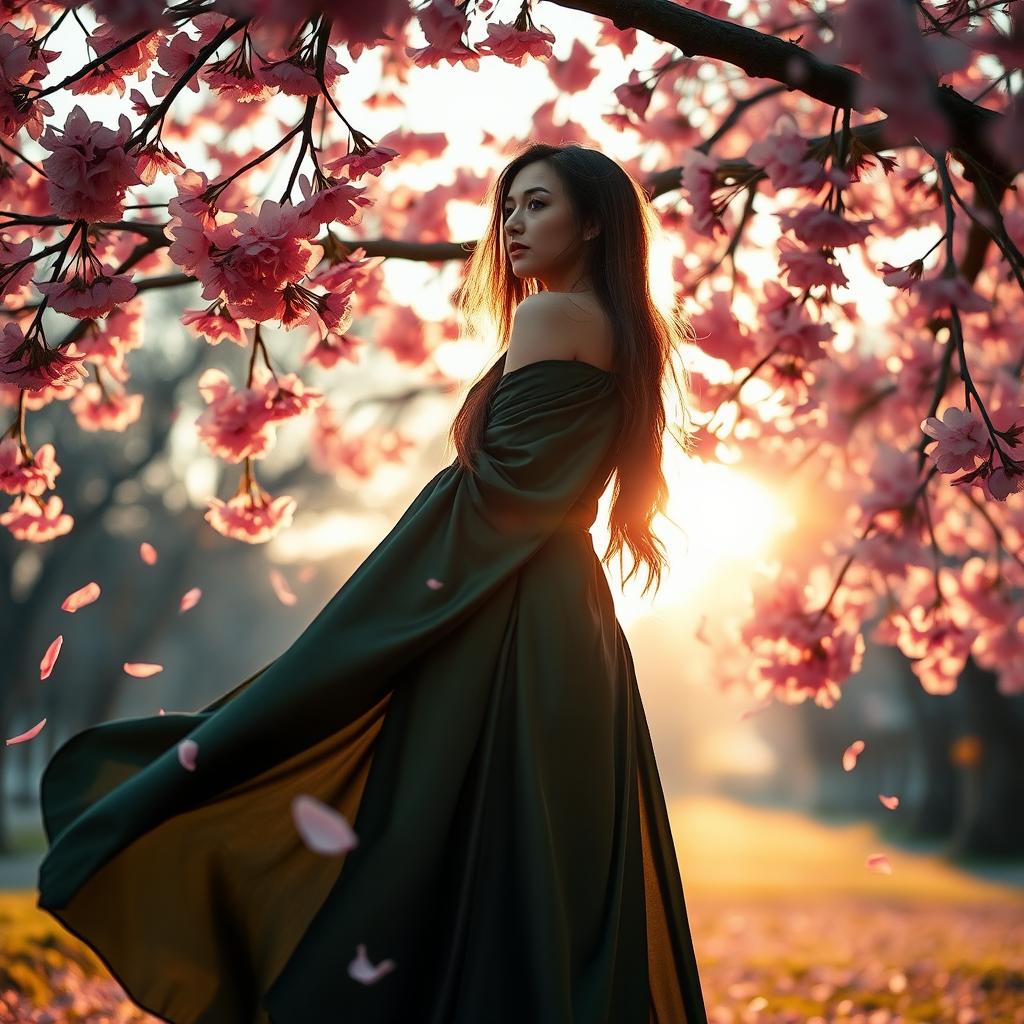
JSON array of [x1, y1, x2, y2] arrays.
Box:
[[292, 794, 359, 855], [40, 635, 63, 680], [269, 568, 297, 606], [178, 738, 198, 771], [738, 697, 772, 722], [179, 587, 202, 613], [124, 662, 163, 678], [425, 577, 444, 590], [348, 943, 396, 985], [879, 794, 900, 810], [6, 718, 46, 746], [842, 739, 865, 771], [61, 581, 101, 612], [867, 853, 893, 874], [140, 541, 158, 564], [158, 708, 167, 715], [297, 565, 317, 582]]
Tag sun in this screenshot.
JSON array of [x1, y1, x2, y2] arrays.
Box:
[[592, 447, 794, 626]]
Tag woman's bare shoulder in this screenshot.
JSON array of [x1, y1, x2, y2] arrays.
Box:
[[554, 292, 616, 372]]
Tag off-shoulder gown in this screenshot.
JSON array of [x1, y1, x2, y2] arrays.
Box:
[[35, 356, 709, 1024]]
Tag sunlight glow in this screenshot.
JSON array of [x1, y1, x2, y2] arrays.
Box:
[[593, 449, 794, 627]]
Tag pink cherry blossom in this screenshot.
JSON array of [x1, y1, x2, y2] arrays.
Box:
[[181, 307, 248, 347], [199, 200, 324, 323], [1, 237, 36, 301], [548, 39, 600, 94], [0, 493, 74, 542], [0, 27, 56, 140], [262, 372, 326, 423], [295, 174, 373, 233], [140, 541, 158, 564], [151, 29, 203, 99], [687, 289, 756, 365], [859, 444, 922, 519], [920, 406, 989, 473], [0, 323, 88, 392], [613, 70, 653, 120], [280, 281, 355, 332], [838, 0, 952, 152], [204, 486, 297, 544], [740, 570, 864, 709], [759, 281, 834, 361], [406, 0, 479, 69], [776, 206, 873, 248], [476, 21, 555, 66], [679, 148, 727, 239], [908, 273, 993, 320], [37, 105, 142, 221], [195, 368, 277, 463], [64, 303, 143, 373], [416, 0, 470, 50], [256, 43, 348, 97], [302, 330, 367, 370], [309, 408, 414, 480], [68, 21, 162, 96], [0, 438, 61, 496], [888, 603, 978, 695], [69, 383, 144, 432], [179, 587, 202, 613], [35, 267, 137, 319], [323, 145, 399, 181], [746, 114, 827, 192], [777, 237, 850, 291], [878, 259, 925, 290], [203, 36, 275, 103]]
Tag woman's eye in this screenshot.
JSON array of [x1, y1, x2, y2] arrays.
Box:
[[503, 199, 544, 218]]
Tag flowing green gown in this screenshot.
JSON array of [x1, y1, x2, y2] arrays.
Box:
[[36, 357, 709, 1024]]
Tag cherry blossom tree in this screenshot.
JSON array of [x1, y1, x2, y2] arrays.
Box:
[[2, 0, 1024, 732]]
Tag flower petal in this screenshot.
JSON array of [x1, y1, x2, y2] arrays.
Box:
[[842, 739, 865, 771], [124, 662, 163, 677], [269, 568, 297, 606], [866, 853, 893, 874], [61, 581, 101, 612], [40, 635, 63, 680], [347, 943, 396, 985], [6, 718, 46, 746], [291, 794, 359, 855], [177, 738, 198, 771]]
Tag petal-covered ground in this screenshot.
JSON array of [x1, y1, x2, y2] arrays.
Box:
[[2, 796, 1020, 1023]]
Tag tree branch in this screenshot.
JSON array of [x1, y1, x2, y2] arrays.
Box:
[[550, 0, 1015, 189]]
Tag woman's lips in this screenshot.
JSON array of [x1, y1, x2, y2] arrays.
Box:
[[509, 246, 529, 257]]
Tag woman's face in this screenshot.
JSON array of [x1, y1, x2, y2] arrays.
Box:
[[501, 161, 593, 292]]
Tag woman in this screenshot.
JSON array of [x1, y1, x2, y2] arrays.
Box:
[[36, 143, 709, 1024]]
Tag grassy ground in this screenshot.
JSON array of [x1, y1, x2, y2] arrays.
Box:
[[2, 795, 1022, 1023]]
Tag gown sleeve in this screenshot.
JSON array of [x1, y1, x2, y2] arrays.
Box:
[[37, 358, 622, 909]]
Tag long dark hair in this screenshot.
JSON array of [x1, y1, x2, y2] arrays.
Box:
[[446, 143, 696, 597]]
